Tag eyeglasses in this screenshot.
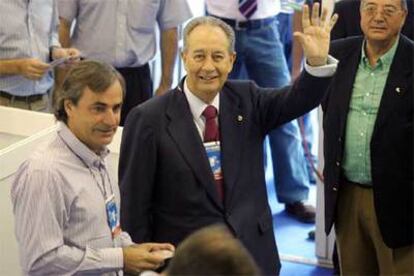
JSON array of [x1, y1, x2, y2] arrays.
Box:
[[361, 4, 402, 18]]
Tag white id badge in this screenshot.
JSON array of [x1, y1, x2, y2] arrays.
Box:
[[204, 141, 223, 181], [105, 194, 121, 238]]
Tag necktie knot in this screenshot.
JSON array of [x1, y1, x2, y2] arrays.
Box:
[[202, 105, 219, 142], [202, 105, 217, 120]]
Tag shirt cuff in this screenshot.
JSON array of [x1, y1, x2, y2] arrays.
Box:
[[304, 55, 338, 77], [100, 247, 124, 270]]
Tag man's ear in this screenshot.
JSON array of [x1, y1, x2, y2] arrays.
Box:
[[64, 99, 75, 118], [181, 50, 189, 71], [228, 51, 237, 73]]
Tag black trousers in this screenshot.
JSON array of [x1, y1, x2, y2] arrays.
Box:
[[116, 64, 152, 126]]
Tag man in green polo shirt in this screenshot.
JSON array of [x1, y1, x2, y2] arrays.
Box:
[[321, 0, 413, 274]]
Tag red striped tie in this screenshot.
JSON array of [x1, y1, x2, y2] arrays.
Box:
[[239, 0, 258, 19]]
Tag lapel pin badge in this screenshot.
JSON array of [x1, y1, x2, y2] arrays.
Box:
[[395, 87, 401, 94], [237, 115, 243, 122]]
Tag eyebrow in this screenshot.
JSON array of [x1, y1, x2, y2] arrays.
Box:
[[91, 102, 107, 107], [91, 101, 122, 108]]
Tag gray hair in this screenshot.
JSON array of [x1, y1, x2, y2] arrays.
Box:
[[183, 16, 236, 53], [54, 60, 125, 123], [360, 0, 408, 10]]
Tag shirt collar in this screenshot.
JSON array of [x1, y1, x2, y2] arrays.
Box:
[[57, 122, 109, 168], [361, 37, 399, 69], [183, 79, 220, 120]]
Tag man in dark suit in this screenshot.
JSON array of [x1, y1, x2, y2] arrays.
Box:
[[322, 0, 413, 274], [332, 0, 413, 40], [119, 4, 338, 275]]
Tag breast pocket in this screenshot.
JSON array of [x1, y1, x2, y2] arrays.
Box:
[[128, 0, 160, 32]]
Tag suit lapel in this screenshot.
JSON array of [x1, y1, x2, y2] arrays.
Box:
[[166, 87, 224, 210], [373, 37, 412, 134], [219, 85, 244, 209]]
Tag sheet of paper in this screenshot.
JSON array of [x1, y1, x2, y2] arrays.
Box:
[[49, 57, 69, 68]]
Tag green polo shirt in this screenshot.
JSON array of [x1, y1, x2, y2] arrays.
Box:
[[342, 39, 399, 185]]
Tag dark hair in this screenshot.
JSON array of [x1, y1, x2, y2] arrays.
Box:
[[54, 60, 125, 123], [166, 224, 260, 275], [183, 16, 236, 53]]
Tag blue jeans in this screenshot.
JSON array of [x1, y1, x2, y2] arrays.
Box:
[[229, 17, 309, 203], [276, 13, 293, 72], [277, 13, 319, 184]]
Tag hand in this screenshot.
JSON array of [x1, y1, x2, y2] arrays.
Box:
[[293, 3, 338, 66], [18, 58, 50, 80], [52, 47, 81, 64], [123, 243, 175, 275], [154, 82, 172, 97]]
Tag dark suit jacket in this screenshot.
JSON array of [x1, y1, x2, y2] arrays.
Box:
[[322, 35, 414, 248], [119, 72, 331, 275], [331, 0, 413, 41]]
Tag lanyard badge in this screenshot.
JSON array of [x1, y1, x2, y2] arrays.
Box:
[[105, 194, 121, 238], [204, 141, 223, 181]]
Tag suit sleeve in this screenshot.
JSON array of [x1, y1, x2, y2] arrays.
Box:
[[255, 71, 332, 134], [119, 107, 157, 243]]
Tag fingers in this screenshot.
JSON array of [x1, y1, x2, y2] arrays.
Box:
[[140, 242, 175, 252], [31, 63, 50, 77], [127, 260, 162, 275], [311, 2, 320, 26], [150, 243, 175, 252], [320, 6, 328, 27], [327, 13, 339, 31], [145, 253, 166, 266], [302, 4, 310, 30], [23, 60, 49, 80], [32, 61, 50, 70], [67, 48, 80, 57], [301, 3, 338, 32]]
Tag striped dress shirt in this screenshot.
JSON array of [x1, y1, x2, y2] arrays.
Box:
[[0, 0, 60, 96], [11, 123, 133, 275], [206, 0, 280, 21], [57, 0, 192, 68]]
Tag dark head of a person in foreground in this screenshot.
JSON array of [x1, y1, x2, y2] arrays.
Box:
[[166, 224, 260, 275]]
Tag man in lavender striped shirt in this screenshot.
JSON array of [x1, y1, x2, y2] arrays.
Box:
[[11, 60, 174, 275]]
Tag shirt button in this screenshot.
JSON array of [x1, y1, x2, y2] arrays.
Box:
[[336, 161, 340, 166], [370, 73, 374, 76], [358, 153, 363, 157], [333, 187, 338, 191], [360, 132, 364, 136], [366, 93, 370, 97]]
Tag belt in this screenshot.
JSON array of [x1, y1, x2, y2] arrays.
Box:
[[0, 90, 45, 103], [115, 63, 149, 74], [342, 177, 372, 189], [212, 16, 275, 30]]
